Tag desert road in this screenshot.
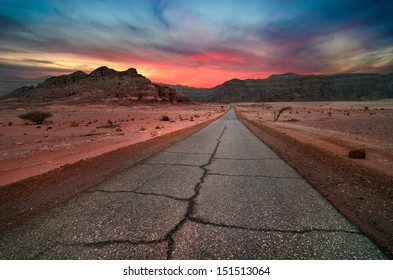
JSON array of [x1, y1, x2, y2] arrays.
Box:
[[0, 107, 387, 259]]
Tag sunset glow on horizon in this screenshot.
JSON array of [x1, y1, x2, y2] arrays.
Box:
[[1, 0, 392, 87]]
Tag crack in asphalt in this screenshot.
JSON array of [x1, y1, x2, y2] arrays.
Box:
[[213, 157, 279, 160], [142, 163, 201, 167], [212, 158, 287, 161], [189, 217, 362, 235], [206, 172, 301, 179], [159, 151, 212, 155], [132, 191, 190, 202], [84, 189, 189, 202], [62, 238, 167, 249], [165, 121, 228, 259]]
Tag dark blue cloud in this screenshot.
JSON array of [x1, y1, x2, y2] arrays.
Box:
[[152, 0, 171, 28]]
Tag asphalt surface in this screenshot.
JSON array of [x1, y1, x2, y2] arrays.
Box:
[[0, 108, 387, 259]]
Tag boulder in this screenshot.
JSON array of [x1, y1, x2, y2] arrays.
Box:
[[348, 149, 366, 159]]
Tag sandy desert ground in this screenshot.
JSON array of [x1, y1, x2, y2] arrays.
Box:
[[0, 102, 228, 186], [236, 100, 393, 176]]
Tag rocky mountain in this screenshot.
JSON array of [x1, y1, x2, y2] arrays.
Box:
[[0, 75, 49, 98], [209, 73, 393, 102], [2, 66, 189, 103], [165, 73, 393, 102], [157, 83, 215, 101]]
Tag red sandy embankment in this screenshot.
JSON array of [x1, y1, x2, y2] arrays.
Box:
[[235, 100, 393, 258]]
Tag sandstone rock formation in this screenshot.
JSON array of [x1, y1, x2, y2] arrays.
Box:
[[165, 73, 393, 102], [208, 73, 393, 102], [3, 66, 189, 103], [210, 73, 393, 102]]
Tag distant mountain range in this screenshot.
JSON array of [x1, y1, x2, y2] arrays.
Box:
[[0, 75, 50, 98], [157, 84, 214, 102], [2, 66, 189, 103], [2, 70, 392, 103], [163, 73, 393, 102]]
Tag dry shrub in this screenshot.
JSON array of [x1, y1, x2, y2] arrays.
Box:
[[160, 115, 170, 121], [70, 121, 79, 127], [273, 106, 292, 122], [19, 111, 53, 124]]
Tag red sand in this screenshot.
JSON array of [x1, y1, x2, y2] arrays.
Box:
[[237, 100, 393, 177], [0, 103, 228, 186]]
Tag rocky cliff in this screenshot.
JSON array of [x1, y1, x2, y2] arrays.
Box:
[[3, 66, 189, 103], [208, 73, 393, 102]]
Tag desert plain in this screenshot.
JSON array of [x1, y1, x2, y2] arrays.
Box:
[[0, 101, 227, 186], [236, 100, 393, 176]]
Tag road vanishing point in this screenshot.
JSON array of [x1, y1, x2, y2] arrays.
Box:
[[0, 107, 387, 259]]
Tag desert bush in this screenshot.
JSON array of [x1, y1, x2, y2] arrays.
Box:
[[160, 115, 170, 121], [349, 148, 366, 159], [70, 121, 79, 127], [272, 106, 292, 122], [100, 124, 118, 128], [19, 111, 53, 124]]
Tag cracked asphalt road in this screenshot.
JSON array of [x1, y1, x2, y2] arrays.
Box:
[[0, 108, 387, 259]]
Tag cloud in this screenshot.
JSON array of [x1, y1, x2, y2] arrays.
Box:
[[21, 59, 55, 65], [0, 0, 392, 86], [0, 63, 74, 78]]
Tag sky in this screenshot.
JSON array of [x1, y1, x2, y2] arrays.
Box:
[[0, 0, 392, 87]]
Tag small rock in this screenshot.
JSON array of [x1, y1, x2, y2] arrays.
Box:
[[349, 148, 366, 159]]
